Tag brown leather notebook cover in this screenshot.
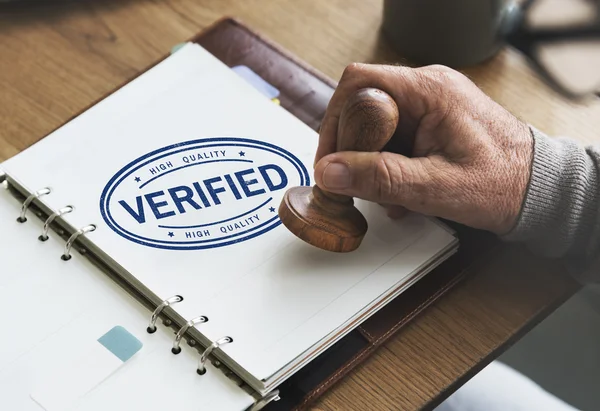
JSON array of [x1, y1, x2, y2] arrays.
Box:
[[189, 17, 498, 410]]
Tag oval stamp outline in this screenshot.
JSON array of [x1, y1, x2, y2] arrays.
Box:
[[99, 137, 309, 250]]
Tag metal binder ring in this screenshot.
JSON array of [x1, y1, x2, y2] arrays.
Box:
[[197, 336, 233, 375], [61, 224, 96, 261], [17, 187, 51, 223], [39, 206, 74, 241], [172, 315, 208, 354], [249, 390, 281, 411], [147, 295, 184, 334]]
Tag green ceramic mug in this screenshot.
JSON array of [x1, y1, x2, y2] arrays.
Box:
[[381, 0, 519, 67]]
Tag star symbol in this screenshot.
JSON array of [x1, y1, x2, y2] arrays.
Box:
[[269, 207, 276, 213], [168, 232, 174, 238], [239, 151, 246, 157], [134, 177, 141, 183]]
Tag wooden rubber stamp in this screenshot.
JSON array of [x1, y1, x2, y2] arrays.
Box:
[[278, 88, 400, 252]]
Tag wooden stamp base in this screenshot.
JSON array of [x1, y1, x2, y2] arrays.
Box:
[[278, 185, 368, 253]]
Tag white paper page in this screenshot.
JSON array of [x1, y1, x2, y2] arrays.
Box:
[[1, 43, 455, 383], [195, 204, 456, 379], [0, 188, 253, 411]]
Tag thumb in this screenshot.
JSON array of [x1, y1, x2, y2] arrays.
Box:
[[314, 151, 430, 208]]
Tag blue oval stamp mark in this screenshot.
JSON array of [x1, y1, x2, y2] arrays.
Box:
[[99, 138, 309, 250]]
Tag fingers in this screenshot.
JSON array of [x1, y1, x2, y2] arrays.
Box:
[[314, 115, 339, 167], [314, 150, 436, 210], [314, 63, 433, 165], [315, 63, 477, 166]]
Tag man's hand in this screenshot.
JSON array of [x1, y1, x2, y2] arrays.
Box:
[[313, 63, 534, 235]]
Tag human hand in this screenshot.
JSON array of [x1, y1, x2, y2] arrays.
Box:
[[313, 63, 534, 235]]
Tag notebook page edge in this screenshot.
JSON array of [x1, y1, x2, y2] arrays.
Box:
[[263, 240, 459, 389]]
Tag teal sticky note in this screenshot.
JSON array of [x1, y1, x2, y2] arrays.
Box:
[[97, 326, 143, 362], [171, 43, 187, 54]]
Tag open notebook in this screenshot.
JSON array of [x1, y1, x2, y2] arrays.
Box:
[[0, 42, 458, 407]]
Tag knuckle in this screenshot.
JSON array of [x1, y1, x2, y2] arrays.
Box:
[[341, 62, 365, 80], [426, 64, 455, 75], [421, 64, 466, 88], [412, 70, 438, 96], [415, 65, 470, 117], [380, 64, 406, 77], [372, 156, 393, 202], [371, 153, 410, 202]]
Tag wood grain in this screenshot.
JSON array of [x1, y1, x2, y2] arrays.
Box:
[[0, 1, 595, 410]]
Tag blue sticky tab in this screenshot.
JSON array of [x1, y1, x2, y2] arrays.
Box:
[[97, 326, 143, 362], [232, 65, 280, 99]]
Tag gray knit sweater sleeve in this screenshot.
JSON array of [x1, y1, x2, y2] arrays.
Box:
[[502, 126, 600, 285]]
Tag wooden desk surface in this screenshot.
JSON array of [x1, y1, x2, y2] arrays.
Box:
[[0, 1, 598, 410]]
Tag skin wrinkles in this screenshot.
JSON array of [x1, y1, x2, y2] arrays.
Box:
[[313, 63, 534, 235]]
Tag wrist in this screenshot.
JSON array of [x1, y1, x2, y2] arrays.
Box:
[[491, 121, 535, 236], [502, 126, 600, 258]]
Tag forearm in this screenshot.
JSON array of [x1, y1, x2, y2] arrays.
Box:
[[503, 126, 600, 284]]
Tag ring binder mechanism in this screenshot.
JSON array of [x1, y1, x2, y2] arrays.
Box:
[[248, 390, 281, 411], [61, 224, 96, 261], [40, 205, 74, 241], [18, 187, 51, 223], [197, 336, 233, 375], [172, 315, 208, 354], [147, 295, 184, 333]]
